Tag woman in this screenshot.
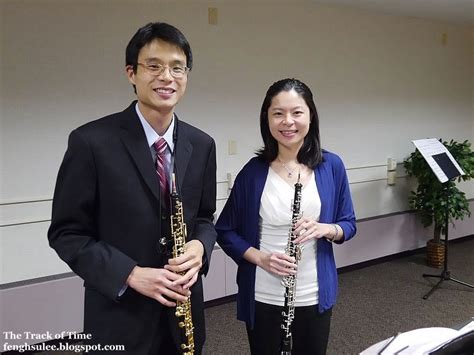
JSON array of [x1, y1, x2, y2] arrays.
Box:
[[216, 78, 356, 354]]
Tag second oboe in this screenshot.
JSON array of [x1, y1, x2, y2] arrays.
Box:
[[279, 173, 303, 355]]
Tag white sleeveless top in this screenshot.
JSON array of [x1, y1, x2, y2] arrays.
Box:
[[255, 168, 321, 307]]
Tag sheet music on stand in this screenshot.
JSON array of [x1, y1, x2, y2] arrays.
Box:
[[360, 320, 474, 354], [412, 139, 465, 183]]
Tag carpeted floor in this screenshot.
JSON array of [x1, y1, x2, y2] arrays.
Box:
[[203, 236, 474, 354], [30, 237, 473, 355]]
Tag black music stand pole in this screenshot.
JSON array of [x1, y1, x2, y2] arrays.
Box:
[[422, 180, 474, 300]]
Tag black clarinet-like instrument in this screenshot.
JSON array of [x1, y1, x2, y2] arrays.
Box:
[[280, 174, 303, 355]]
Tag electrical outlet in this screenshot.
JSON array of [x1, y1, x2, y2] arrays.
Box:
[[387, 158, 397, 171], [441, 33, 447, 46], [226, 172, 233, 191], [208, 7, 218, 25], [387, 171, 396, 185], [228, 140, 237, 155]]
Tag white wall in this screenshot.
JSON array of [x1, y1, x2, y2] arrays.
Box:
[[472, 26, 474, 142], [1, 0, 473, 284]]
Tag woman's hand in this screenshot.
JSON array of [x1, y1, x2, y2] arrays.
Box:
[[293, 218, 333, 244], [243, 247, 297, 277], [259, 251, 298, 276]]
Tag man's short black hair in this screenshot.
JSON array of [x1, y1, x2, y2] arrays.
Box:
[[126, 22, 193, 72]]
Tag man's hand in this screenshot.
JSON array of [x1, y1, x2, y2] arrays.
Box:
[[126, 266, 191, 307], [165, 239, 204, 290]]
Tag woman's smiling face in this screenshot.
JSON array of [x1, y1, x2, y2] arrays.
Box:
[[267, 89, 310, 152]]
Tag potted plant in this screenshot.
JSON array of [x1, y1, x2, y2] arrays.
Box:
[[404, 139, 474, 268]]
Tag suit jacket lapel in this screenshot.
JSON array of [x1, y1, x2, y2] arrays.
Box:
[[118, 103, 161, 203], [174, 118, 192, 193]]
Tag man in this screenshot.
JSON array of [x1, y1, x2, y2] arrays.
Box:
[[48, 22, 217, 354]]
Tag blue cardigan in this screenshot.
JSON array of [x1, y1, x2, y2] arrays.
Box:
[[215, 151, 356, 328]]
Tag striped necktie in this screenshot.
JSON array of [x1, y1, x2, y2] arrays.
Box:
[[153, 138, 169, 205]]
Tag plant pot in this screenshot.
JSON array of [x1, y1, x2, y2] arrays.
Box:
[[426, 239, 445, 268]]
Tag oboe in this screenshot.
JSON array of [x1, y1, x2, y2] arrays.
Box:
[[170, 173, 195, 355], [280, 174, 303, 355]]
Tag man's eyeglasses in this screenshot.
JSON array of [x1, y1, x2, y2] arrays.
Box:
[[137, 63, 189, 79]]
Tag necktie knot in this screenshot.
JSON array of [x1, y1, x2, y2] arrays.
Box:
[[154, 138, 167, 156]]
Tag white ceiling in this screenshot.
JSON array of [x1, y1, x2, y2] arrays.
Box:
[[312, 0, 474, 25]]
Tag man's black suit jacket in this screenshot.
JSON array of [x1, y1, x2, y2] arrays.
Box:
[[48, 102, 217, 353]]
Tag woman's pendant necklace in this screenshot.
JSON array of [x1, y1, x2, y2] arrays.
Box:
[[278, 157, 297, 178]]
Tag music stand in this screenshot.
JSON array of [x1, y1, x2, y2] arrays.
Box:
[[420, 151, 474, 299]]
